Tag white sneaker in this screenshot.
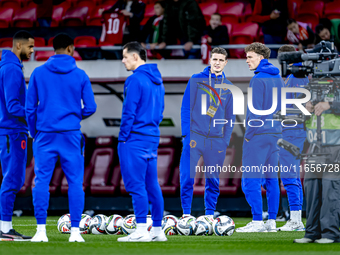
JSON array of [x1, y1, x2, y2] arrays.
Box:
[[69, 232, 85, 242], [31, 231, 48, 242], [235, 221, 267, 233], [117, 231, 152, 242], [264, 219, 277, 232], [150, 230, 167, 242], [277, 220, 305, 232]]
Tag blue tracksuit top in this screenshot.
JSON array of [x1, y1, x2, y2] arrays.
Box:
[[26, 54, 97, 138], [118, 63, 165, 143], [283, 72, 309, 138], [244, 59, 284, 140], [181, 66, 235, 145], [0, 50, 28, 135]]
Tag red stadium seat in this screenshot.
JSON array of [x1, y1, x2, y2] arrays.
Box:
[[73, 51, 82, 60], [12, 7, 37, 27], [141, 4, 155, 25], [161, 166, 180, 195], [199, 3, 218, 18], [51, 6, 68, 27], [229, 22, 259, 58], [201, 0, 224, 3], [222, 23, 233, 35], [101, 0, 117, 6], [287, 0, 303, 19], [242, 3, 253, 23], [0, 38, 13, 48], [91, 163, 121, 195], [34, 37, 46, 47], [296, 1, 324, 29], [66, 0, 78, 7], [47, 37, 54, 46], [324, 2, 340, 20], [26, 1, 37, 8], [0, 0, 21, 10], [18, 158, 35, 197], [0, 8, 14, 28], [62, 6, 89, 26], [219, 2, 244, 24], [74, 36, 97, 47], [77, 0, 97, 9], [86, 4, 112, 26], [35, 51, 54, 61]]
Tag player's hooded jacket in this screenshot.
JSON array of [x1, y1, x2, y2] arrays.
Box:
[[0, 50, 28, 135], [118, 63, 165, 143], [181, 66, 235, 145], [26, 54, 97, 138], [244, 59, 284, 140]]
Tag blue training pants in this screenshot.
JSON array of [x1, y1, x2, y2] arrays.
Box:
[[279, 135, 305, 211], [242, 135, 280, 221], [32, 131, 85, 227], [118, 137, 164, 227], [0, 132, 27, 221], [180, 132, 226, 215]]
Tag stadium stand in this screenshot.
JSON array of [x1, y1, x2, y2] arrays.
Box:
[[324, 1, 340, 20], [12, 7, 37, 27], [62, 6, 89, 26], [0, 8, 14, 28], [0, 0, 21, 10], [0, 37, 12, 48], [296, 1, 324, 29], [74, 35, 97, 47], [219, 2, 244, 24]]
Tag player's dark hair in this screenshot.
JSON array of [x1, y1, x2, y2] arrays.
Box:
[[244, 42, 271, 59], [13, 30, 34, 42], [155, 0, 165, 9], [123, 41, 147, 62], [211, 47, 228, 60], [287, 18, 297, 26], [278, 45, 296, 53], [53, 33, 74, 51]]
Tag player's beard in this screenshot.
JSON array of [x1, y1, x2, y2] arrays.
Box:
[[20, 51, 29, 61]]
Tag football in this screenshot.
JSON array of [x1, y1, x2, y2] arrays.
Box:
[[89, 214, 108, 235], [79, 214, 92, 234], [194, 216, 213, 236], [57, 214, 71, 234], [162, 215, 178, 235], [122, 214, 137, 235], [212, 215, 235, 236], [176, 216, 196, 236], [105, 214, 123, 235]]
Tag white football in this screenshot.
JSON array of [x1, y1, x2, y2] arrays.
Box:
[[176, 216, 196, 236], [89, 214, 108, 235], [57, 214, 71, 234], [79, 214, 92, 234], [105, 214, 123, 235], [212, 215, 235, 236], [194, 216, 213, 236], [122, 214, 137, 235], [162, 215, 178, 235]]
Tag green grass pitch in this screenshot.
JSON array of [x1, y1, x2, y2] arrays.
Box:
[[1, 217, 339, 255]]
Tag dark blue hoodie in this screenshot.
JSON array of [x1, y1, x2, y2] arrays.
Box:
[[26, 54, 97, 138], [244, 59, 284, 140], [118, 63, 165, 143], [0, 50, 28, 135], [181, 66, 235, 145]]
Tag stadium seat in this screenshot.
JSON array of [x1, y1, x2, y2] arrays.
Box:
[[0, 8, 14, 28], [296, 1, 324, 29], [201, 0, 224, 3], [51, 6, 68, 27], [0, 0, 21, 10], [86, 4, 112, 26], [91, 163, 121, 195], [34, 37, 46, 47], [35, 51, 54, 61], [101, 0, 117, 6], [161, 165, 180, 195], [74, 35, 97, 47], [47, 37, 54, 46], [219, 2, 244, 24], [62, 6, 89, 26], [141, 4, 155, 25], [18, 158, 35, 197], [26, 1, 37, 8], [229, 22, 259, 58], [222, 23, 233, 35], [77, 0, 97, 9], [12, 7, 37, 27], [242, 3, 253, 23], [0, 37, 13, 48], [287, 0, 303, 19], [199, 2, 218, 25], [324, 2, 340, 20]]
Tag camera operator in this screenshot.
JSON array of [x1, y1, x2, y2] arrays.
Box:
[[294, 97, 340, 243]]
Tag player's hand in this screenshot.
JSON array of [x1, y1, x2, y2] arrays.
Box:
[[158, 42, 166, 49], [306, 101, 314, 113], [120, 10, 133, 17], [184, 41, 194, 51], [150, 43, 158, 50], [207, 37, 212, 43], [270, 10, 280, 19], [314, 102, 330, 116]]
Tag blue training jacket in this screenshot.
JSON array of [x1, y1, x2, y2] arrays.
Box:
[[244, 59, 284, 140], [26, 54, 97, 138], [118, 63, 165, 143], [181, 66, 235, 145], [283, 72, 309, 138], [0, 50, 28, 135]]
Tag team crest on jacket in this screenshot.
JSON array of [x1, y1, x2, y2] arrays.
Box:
[[190, 140, 197, 148]]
